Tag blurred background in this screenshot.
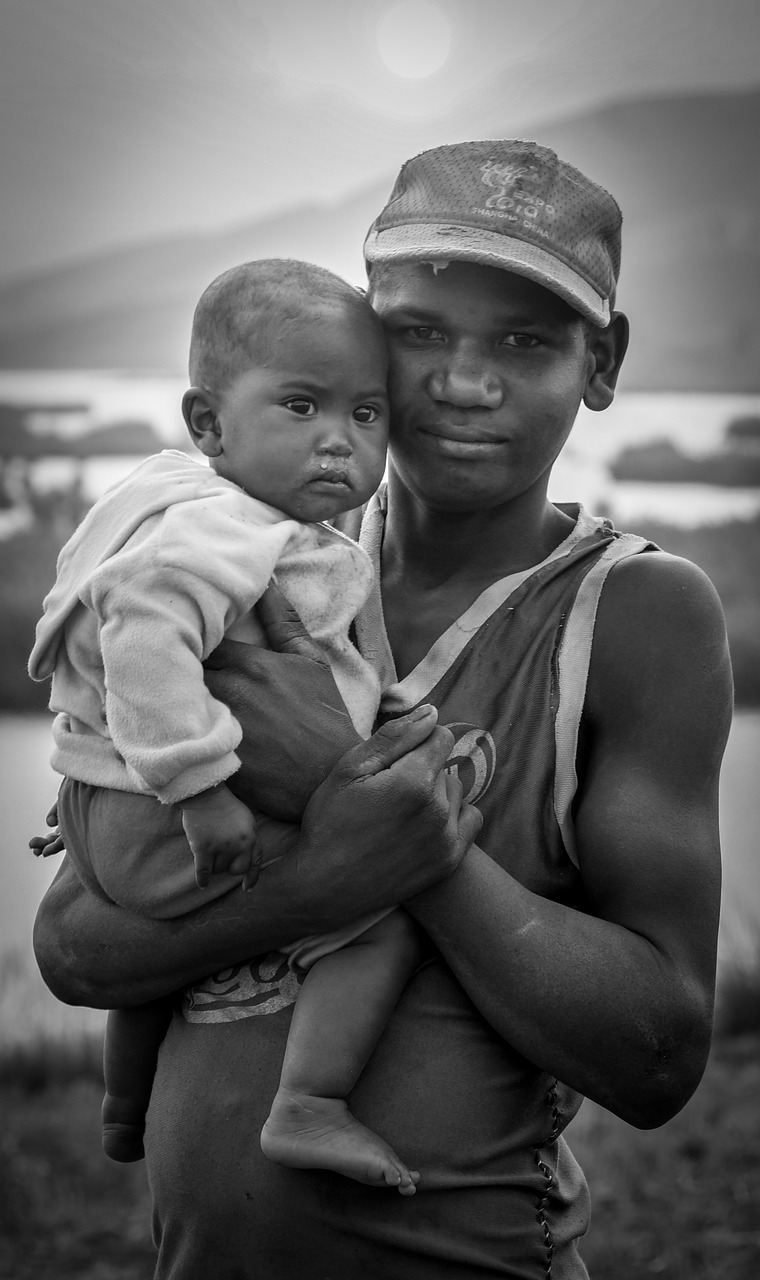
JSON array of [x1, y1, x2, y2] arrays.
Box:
[[1, 2, 758, 1276]]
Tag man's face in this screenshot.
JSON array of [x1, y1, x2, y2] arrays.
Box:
[[370, 261, 597, 513]]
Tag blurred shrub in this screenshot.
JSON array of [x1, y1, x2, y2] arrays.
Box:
[[0, 525, 60, 711], [714, 947, 760, 1039], [0, 1033, 103, 1093]]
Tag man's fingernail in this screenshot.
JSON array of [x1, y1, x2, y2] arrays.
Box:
[[410, 703, 436, 720]]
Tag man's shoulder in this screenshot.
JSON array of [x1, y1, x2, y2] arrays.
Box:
[[601, 547, 724, 628], [586, 548, 732, 723]]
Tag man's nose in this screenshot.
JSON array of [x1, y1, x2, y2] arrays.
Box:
[[430, 348, 503, 409]]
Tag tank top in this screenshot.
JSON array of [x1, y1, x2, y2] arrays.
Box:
[[152, 498, 654, 1280]]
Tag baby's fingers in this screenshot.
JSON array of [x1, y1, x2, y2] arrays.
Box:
[[29, 832, 65, 858], [193, 847, 215, 889]]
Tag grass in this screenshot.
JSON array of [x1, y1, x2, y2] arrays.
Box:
[[571, 1035, 760, 1279], [0, 1023, 758, 1276], [0, 1075, 154, 1280]]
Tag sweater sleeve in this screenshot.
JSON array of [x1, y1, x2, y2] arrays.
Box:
[[82, 493, 298, 803]]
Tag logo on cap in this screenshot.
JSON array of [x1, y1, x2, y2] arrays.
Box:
[[480, 160, 537, 208]]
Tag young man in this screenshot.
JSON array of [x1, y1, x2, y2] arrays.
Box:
[[33, 141, 732, 1279]]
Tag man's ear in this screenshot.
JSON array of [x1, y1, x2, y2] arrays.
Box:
[[583, 312, 629, 412], [182, 387, 223, 456]]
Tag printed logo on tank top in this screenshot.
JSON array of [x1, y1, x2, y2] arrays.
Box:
[[443, 723, 496, 804], [182, 724, 497, 1022]]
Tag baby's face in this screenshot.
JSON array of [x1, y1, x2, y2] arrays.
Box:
[[212, 303, 389, 522]]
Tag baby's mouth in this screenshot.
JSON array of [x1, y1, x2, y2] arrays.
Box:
[[312, 465, 351, 485]]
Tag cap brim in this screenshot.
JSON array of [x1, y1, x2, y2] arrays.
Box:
[[364, 224, 610, 326]]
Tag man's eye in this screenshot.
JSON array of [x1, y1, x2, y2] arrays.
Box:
[[353, 404, 383, 424], [283, 398, 316, 416], [501, 333, 540, 349], [406, 326, 443, 342]]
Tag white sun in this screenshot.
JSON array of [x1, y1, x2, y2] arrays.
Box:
[[376, 0, 452, 79]]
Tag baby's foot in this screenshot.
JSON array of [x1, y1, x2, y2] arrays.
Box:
[[101, 1093, 147, 1163], [260, 1089, 420, 1195]]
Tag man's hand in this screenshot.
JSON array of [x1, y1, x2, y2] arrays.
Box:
[[298, 705, 484, 912], [181, 784, 260, 891], [204, 581, 361, 821]]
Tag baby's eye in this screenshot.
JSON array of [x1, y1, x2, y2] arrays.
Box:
[[283, 397, 317, 416], [353, 404, 383, 424]]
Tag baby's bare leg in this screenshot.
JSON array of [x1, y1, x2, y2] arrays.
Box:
[[260, 909, 423, 1193], [102, 997, 173, 1162]]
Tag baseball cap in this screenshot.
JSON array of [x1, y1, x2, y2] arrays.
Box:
[[364, 140, 622, 326]]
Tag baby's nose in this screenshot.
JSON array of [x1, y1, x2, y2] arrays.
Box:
[[316, 431, 353, 457]]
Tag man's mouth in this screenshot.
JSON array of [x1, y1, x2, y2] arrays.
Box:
[[419, 426, 506, 457]]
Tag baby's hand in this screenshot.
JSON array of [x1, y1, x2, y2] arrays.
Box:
[[181, 784, 260, 891], [29, 803, 65, 858]]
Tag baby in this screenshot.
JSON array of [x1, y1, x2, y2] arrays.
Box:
[[29, 259, 426, 1195]]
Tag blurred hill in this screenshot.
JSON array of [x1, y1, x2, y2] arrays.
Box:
[[0, 88, 758, 392]]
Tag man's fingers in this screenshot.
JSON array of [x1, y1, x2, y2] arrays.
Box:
[[445, 771, 484, 847], [242, 864, 260, 892], [459, 801, 484, 847], [257, 579, 326, 661], [443, 769, 463, 813], [348, 706, 446, 778]]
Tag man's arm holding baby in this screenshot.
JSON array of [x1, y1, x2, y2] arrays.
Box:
[[34, 628, 480, 1009]]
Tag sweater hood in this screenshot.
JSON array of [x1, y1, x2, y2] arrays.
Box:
[[29, 451, 233, 681]]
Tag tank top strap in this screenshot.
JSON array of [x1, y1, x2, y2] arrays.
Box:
[[553, 532, 655, 866]]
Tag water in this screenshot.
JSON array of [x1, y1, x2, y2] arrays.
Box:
[[0, 712, 758, 1045], [1, 374, 760, 528]]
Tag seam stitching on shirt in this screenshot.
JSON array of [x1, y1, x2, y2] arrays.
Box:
[[533, 1078, 561, 1276]]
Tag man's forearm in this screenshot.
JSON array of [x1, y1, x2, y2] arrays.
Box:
[[34, 716, 480, 1008], [407, 846, 713, 1129], [35, 825, 385, 1008]]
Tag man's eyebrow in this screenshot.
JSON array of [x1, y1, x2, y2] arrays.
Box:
[[380, 304, 568, 330], [379, 304, 445, 324]]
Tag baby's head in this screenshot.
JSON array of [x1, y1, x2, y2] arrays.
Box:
[[183, 259, 389, 523]]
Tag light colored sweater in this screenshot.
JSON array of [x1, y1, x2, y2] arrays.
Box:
[[29, 450, 380, 804]]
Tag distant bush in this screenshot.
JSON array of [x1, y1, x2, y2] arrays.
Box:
[[725, 414, 760, 445], [714, 948, 760, 1039], [609, 438, 760, 485], [0, 525, 62, 711], [0, 1034, 103, 1093]]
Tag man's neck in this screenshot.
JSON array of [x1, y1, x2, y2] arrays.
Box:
[[379, 473, 577, 679], [381, 471, 575, 591]]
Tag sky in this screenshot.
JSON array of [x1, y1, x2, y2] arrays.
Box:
[[1, 0, 759, 283]]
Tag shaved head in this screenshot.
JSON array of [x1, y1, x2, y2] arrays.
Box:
[[188, 259, 378, 392]]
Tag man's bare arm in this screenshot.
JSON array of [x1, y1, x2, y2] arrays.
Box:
[[407, 554, 732, 1128], [34, 710, 482, 1007]]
